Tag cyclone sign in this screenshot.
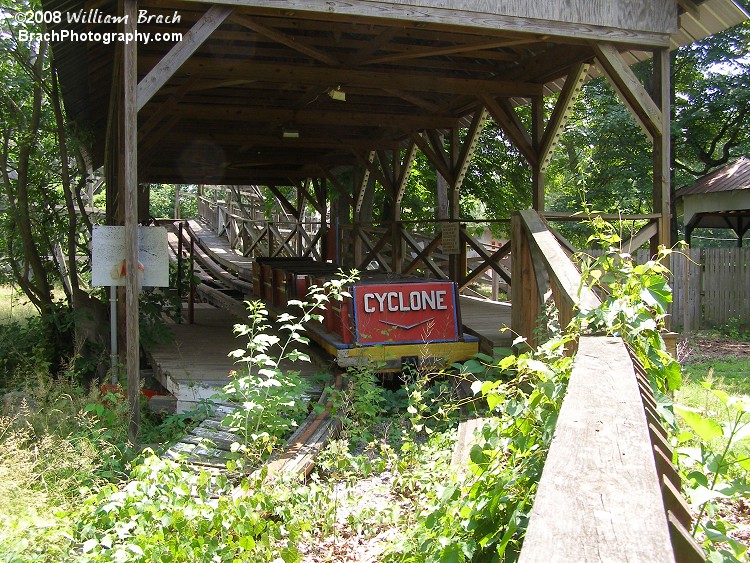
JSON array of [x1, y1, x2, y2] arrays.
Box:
[[352, 281, 460, 346]]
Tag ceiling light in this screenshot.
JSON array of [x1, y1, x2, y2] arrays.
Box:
[[282, 127, 299, 138], [327, 85, 346, 102]]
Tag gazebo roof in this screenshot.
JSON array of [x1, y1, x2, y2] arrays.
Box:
[[42, 0, 748, 186], [676, 156, 750, 198]]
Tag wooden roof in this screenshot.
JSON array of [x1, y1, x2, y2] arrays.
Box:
[[44, 0, 748, 186], [676, 156, 750, 197]]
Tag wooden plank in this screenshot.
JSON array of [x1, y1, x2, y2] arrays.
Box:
[[519, 336, 674, 562], [137, 6, 233, 111], [172, 0, 673, 46]]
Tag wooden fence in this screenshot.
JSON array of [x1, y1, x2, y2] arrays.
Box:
[[585, 247, 750, 331], [199, 197, 748, 331]]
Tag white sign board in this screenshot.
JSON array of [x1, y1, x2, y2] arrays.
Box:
[[92, 226, 169, 287], [441, 222, 461, 255]]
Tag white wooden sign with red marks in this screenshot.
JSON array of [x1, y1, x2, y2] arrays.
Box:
[[92, 226, 169, 287]]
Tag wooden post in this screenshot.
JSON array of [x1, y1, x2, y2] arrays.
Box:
[[531, 95, 545, 212], [188, 237, 195, 324], [511, 213, 539, 347], [653, 47, 671, 254], [122, 0, 140, 442], [177, 221, 183, 299]]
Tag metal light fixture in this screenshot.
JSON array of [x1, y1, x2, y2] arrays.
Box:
[[282, 127, 299, 138], [327, 85, 346, 101]]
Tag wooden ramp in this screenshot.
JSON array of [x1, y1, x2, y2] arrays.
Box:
[[146, 303, 333, 412], [459, 295, 513, 353], [186, 219, 254, 281]]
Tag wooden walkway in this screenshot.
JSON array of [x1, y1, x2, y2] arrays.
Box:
[[459, 295, 513, 352], [146, 304, 334, 412]]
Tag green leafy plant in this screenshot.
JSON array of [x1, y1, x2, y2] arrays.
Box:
[[575, 216, 681, 395], [219, 271, 358, 468], [389, 330, 575, 562], [675, 382, 750, 561]]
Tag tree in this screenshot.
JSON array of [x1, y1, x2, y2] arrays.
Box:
[[1, 0, 97, 364]]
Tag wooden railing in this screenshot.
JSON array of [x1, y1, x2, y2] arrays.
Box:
[[340, 219, 512, 296], [199, 197, 325, 260], [513, 210, 702, 562]]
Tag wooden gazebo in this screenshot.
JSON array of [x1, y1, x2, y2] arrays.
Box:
[[677, 156, 750, 247]]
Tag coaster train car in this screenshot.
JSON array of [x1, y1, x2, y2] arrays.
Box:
[[252, 258, 479, 372]]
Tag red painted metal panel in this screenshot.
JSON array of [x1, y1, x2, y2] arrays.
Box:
[[352, 281, 459, 346]]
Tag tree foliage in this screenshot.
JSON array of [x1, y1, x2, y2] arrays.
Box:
[[1, 0, 97, 363]]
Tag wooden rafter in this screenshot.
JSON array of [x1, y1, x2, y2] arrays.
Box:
[[364, 37, 547, 65], [382, 89, 444, 113], [137, 5, 233, 111], [592, 42, 663, 141], [140, 58, 546, 98], [539, 62, 589, 172], [231, 14, 340, 67]]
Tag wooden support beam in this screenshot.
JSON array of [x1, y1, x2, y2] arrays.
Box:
[[540, 63, 589, 172], [268, 184, 300, 219], [482, 94, 537, 167], [355, 152, 375, 216], [592, 42, 663, 141], [231, 14, 339, 66], [531, 95, 545, 211], [137, 5, 233, 111], [354, 151, 391, 193], [393, 141, 418, 217], [411, 132, 454, 186], [652, 47, 671, 251], [297, 179, 325, 215], [122, 0, 139, 442], [623, 221, 658, 254], [454, 107, 488, 192], [320, 166, 354, 208]]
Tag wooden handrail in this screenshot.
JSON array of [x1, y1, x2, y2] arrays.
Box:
[[520, 336, 675, 562], [511, 209, 599, 344]]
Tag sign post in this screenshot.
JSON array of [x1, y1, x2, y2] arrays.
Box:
[[91, 225, 169, 415]]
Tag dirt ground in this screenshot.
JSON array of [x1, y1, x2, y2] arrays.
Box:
[[678, 334, 750, 363]]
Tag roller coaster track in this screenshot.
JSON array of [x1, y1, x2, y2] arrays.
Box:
[[161, 219, 344, 480]]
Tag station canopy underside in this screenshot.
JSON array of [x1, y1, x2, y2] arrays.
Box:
[[45, 0, 747, 186]]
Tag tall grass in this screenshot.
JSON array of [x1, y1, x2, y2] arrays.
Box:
[[0, 286, 37, 324]]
